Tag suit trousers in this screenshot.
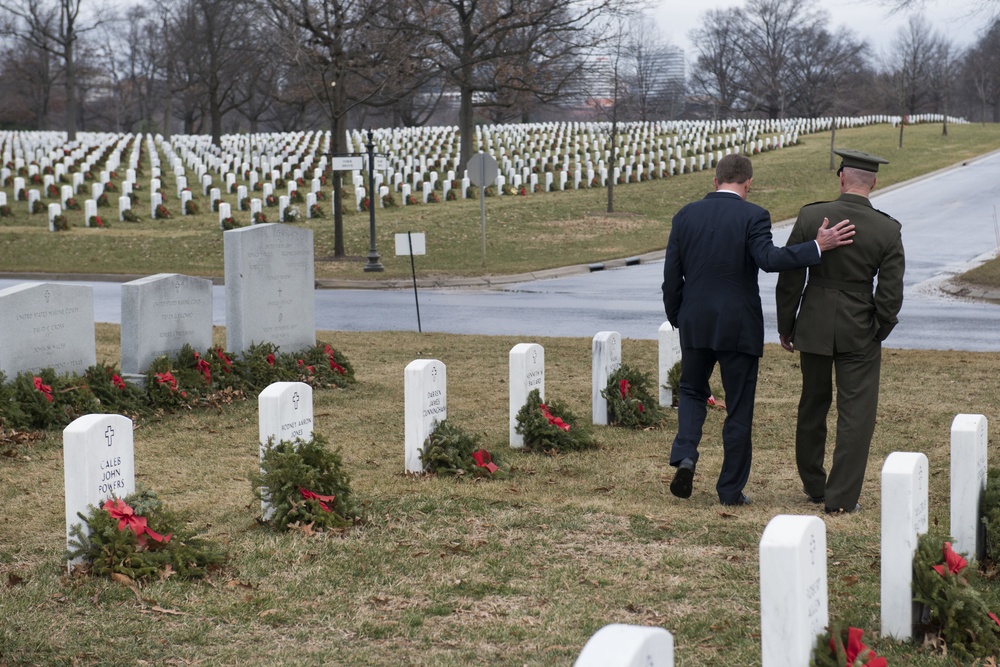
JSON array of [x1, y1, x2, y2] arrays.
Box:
[[670, 347, 759, 504], [795, 338, 882, 511]]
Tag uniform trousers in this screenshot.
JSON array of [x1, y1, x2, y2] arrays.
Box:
[[669, 347, 759, 504], [796, 338, 882, 511]]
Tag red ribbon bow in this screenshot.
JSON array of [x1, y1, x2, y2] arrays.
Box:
[[932, 541, 967, 576], [299, 488, 336, 512], [324, 344, 346, 375], [112, 374, 126, 390], [196, 358, 211, 382], [539, 404, 571, 431], [266, 353, 276, 366], [471, 449, 499, 473], [33, 377, 53, 402], [829, 627, 887, 667], [103, 498, 171, 545], [215, 348, 232, 372], [619, 379, 630, 398], [155, 371, 178, 391]]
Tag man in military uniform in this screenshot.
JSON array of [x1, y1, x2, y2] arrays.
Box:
[[775, 149, 905, 514]]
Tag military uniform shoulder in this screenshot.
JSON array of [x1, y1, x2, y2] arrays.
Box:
[[873, 207, 901, 227], [800, 200, 834, 209]]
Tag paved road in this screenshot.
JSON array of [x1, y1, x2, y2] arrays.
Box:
[[2, 150, 1000, 351]]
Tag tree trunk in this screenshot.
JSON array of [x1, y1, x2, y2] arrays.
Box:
[[459, 78, 475, 170], [331, 103, 347, 257], [64, 37, 77, 140]]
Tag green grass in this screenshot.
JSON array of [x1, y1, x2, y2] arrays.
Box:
[[3, 122, 1000, 281], [1, 326, 999, 665]]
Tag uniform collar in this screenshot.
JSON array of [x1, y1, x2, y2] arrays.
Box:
[[838, 193, 872, 207]]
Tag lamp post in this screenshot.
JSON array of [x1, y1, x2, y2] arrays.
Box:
[[363, 128, 383, 272]]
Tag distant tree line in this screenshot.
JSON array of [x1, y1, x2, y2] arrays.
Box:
[[1, 0, 998, 152]]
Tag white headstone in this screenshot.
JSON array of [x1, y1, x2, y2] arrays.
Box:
[[218, 201, 231, 227], [509, 343, 544, 448], [63, 414, 135, 566], [119, 196, 131, 221], [258, 381, 314, 517], [120, 273, 214, 376], [574, 624, 674, 667], [591, 331, 621, 425], [951, 413, 988, 560], [150, 191, 162, 218], [0, 283, 96, 377], [759, 514, 828, 667], [47, 202, 61, 231], [223, 223, 316, 355], [658, 321, 681, 407], [404, 359, 446, 473], [880, 452, 929, 639]]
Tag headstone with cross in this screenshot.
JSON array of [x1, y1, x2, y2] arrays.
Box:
[[880, 452, 929, 639], [574, 624, 674, 667], [63, 413, 135, 568], [759, 514, 828, 667], [258, 381, 314, 518], [509, 343, 544, 448], [120, 273, 214, 379], [404, 359, 446, 473], [0, 282, 96, 378], [223, 223, 316, 355], [591, 331, 621, 425]]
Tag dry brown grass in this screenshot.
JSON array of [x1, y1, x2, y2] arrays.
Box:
[[0, 328, 998, 665]]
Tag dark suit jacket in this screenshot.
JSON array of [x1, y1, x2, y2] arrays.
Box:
[[775, 193, 905, 354], [662, 191, 822, 357]]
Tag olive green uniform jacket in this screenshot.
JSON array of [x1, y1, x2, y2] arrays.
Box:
[[775, 192, 905, 511], [775, 194, 905, 353]]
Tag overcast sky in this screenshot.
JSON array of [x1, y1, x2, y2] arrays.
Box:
[[654, 0, 994, 62]]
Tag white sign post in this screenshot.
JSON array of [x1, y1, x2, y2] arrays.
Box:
[[395, 232, 427, 333]]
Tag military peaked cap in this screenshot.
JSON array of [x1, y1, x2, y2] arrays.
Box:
[[833, 149, 889, 174]]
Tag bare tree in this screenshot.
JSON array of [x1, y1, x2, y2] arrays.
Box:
[[688, 8, 742, 119], [0, 0, 111, 139], [785, 26, 868, 118], [885, 14, 942, 114], [392, 0, 621, 167], [0, 31, 59, 128], [618, 16, 684, 121], [962, 20, 1000, 122]]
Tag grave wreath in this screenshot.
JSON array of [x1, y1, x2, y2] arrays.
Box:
[[221, 216, 240, 230], [282, 205, 300, 222], [96, 193, 109, 208], [51, 214, 69, 231], [31, 200, 45, 213], [185, 199, 199, 215], [65, 197, 81, 210], [601, 365, 665, 429], [515, 388, 596, 453], [67, 488, 225, 582], [89, 215, 108, 228], [253, 434, 360, 533], [420, 420, 508, 479], [981, 470, 1000, 568], [253, 211, 268, 223], [121, 208, 140, 223], [309, 203, 324, 218], [0, 205, 12, 217], [911, 532, 1000, 660], [811, 624, 887, 666], [153, 203, 171, 219]]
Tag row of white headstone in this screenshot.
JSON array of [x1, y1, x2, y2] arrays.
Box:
[[60, 371, 988, 666], [401, 328, 682, 474], [0, 222, 317, 382], [576, 414, 989, 666]]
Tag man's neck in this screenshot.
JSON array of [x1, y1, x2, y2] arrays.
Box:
[[842, 188, 872, 197], [717, 185, 744, 198]]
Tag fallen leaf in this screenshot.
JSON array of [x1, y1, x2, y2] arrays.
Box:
[[7, 573, 25, 587], [258, 609, 280, 618], [151, 605, 184, 616], [842, 575, 860, 586], [159, 565, 176, 582], [225, 580, 254, 590], [716, 511, 737, 518]]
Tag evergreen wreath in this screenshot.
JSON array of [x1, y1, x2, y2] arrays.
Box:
[[515, 388, 596, 453], [912, 532, 1000, 660], [661, 361, 681, 407], [601, 364, 665, 429], [67, 488, 225, 582], [253, 434, 360, 532], [419, 419, 507, 479], [122, 208, 140, 222], [810, 623, 887, 667]]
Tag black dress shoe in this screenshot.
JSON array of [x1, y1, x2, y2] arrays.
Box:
[[721, 493, 751, 506], [825, 502, 861, 515], [669, 459, 695, 499], [803, 489, 825, 504]]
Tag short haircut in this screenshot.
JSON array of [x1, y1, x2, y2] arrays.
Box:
[[716, 154, 753, 184], [841, 167, 876, 191]]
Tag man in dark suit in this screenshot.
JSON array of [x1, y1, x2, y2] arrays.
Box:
[[663, 154, 855, 506], [775, 149, 905, 515]]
